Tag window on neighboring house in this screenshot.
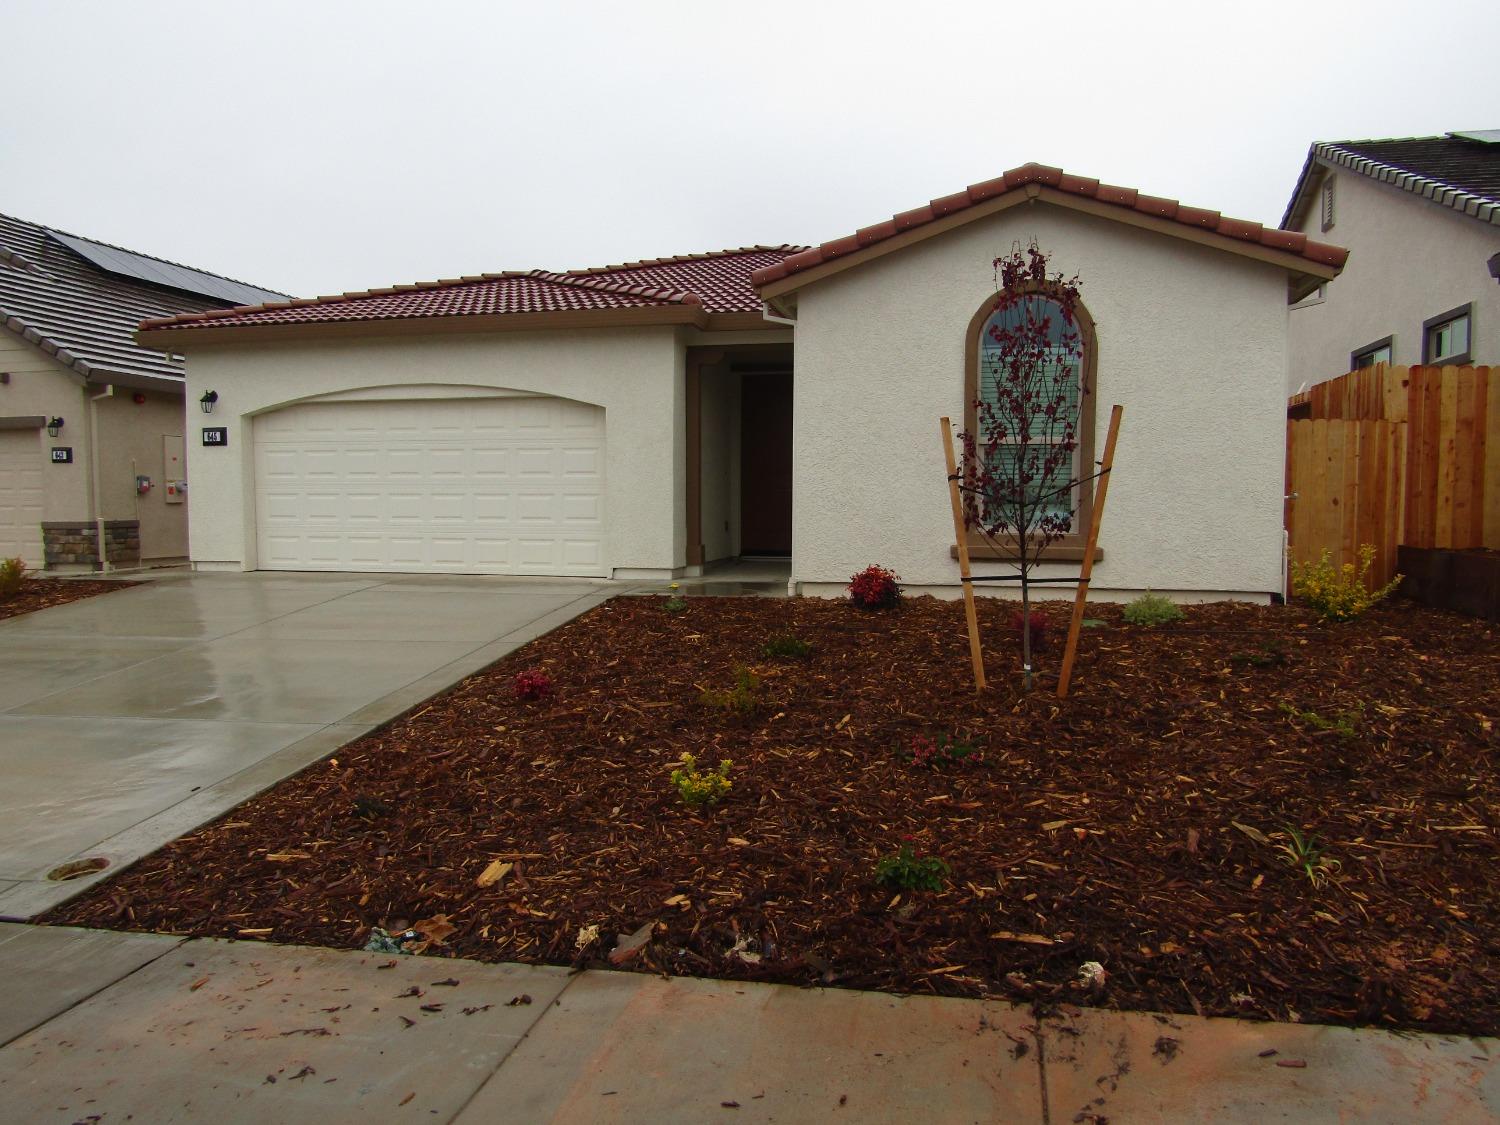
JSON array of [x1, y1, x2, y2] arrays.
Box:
[[964, 291, 1098, 556], [1351, 336, 1393, 369], [1423, 305, 1472, 364], [1320, 178, 1335, 232]]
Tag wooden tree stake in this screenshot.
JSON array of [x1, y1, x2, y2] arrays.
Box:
[[1057, 404, 1123, 699], [940, 417, 986, 690]]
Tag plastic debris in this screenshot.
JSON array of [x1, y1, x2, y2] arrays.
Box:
[[363, 927, 418, 955]]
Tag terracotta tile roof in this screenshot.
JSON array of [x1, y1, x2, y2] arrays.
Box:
[[750, 163, 1349, 291], [140, 247, 807, 333], [1282, 132, 1500, 230], [563, 246, 807, 313]]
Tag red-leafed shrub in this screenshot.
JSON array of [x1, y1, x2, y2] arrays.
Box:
[[848, 565, 902, 610], [1009, 607, 1053, 651], [512, 669, 555, 702]]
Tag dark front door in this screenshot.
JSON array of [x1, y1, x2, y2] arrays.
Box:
[[740, 371, 792, 556]]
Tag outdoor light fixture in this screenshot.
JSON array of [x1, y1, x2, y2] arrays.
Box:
[[199, 390, 219, 414], [1489, 251, 1500, 285], [46, 416, 64, 437]]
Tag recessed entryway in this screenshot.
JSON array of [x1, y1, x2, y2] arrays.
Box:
[[688, 343, 793, 569]]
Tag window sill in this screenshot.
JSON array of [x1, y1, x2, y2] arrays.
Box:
[[951, 543, 1103, 563]]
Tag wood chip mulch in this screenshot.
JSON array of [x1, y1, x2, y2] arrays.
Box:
[[0, 577, 136, 621], [47, 594, 1500, 1036]]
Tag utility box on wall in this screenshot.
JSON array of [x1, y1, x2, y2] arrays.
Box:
[[163, 435, 186, 504]]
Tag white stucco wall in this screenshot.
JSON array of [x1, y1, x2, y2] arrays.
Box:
[[177, 326, 685, 575], [97, 389, 189, 560], [0, 333, 91, 524], [1287, 167, 1500, 394], [789, 203, 1291, 600]]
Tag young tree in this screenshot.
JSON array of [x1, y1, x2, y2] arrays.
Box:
[[959, 242, 1089, 690]]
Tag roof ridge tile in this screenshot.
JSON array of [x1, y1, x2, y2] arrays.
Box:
[[750, 162, 1348, 290]]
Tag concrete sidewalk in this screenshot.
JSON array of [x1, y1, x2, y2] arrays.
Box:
[[0, 924, 1492, 1123], [0, 571, 618, 920]]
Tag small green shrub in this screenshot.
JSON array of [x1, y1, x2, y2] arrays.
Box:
[[664, 596, 688, 613], [1228, 645, 1287, 669], [1275, 826, 1342, 887], [1279, 701, 1362, 739], [671, 753, 733, 807], [0, 556, 27, 600], [1122, 591, 1184, 626], [763, 634, 812, 660], [699, 666, 761, 713], [1291, 545, 1401, 622], [874, 842, 950, 892]]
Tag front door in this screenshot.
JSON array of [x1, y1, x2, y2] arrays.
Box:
[[740, 371, 792, 556]]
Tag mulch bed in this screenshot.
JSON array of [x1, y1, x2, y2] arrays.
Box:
[[0, 577, 135, 621], [48, 594, 1500, 1036]]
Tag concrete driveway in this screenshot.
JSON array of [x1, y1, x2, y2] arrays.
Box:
[[0, 571, 616, 920]]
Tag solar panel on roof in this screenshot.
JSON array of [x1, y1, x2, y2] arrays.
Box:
[[1448, 129, 1500, 145], [46, 230, 286, 307]]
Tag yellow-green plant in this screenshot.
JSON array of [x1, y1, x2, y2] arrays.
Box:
[[0, 556, 28, 600], [699, 666, 760, 713], [670, 753, 733, 807], [1291, 545, 1400, 622], [1122, 591, 1184, 626]]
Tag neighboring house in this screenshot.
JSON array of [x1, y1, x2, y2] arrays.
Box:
[[0, 213, 286, 569], [140, 163, 1345, 601], [1282, 130, 1500, 394]]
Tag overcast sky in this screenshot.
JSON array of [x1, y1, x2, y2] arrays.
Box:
[[5, 0, 1496, 299]]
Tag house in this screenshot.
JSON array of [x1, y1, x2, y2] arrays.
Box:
[[0, 213, 286, 569], [1282, 130, 1500, 394], [139, 163, 1345, 601]]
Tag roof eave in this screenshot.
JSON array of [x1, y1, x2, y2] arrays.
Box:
[[136, 303, 709, 348], [757, 185, 1344, 302]]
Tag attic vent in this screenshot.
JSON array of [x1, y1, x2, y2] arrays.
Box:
[[1320, 179, 1335, 232]]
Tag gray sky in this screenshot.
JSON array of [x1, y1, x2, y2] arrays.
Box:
[[5, 0, 1496, 299]]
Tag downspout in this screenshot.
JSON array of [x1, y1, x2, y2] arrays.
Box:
[[87, 383, 114, 573], [760, 301, 796, 328]]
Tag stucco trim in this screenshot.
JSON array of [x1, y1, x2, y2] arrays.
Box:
[[0, 414, 46, 430], [758, 187, 1340, 303]]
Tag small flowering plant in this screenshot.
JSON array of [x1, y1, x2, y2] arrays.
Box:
[[663, 582, 688, 613], [848, 565, 902, 610], [874, 838, 950, 891], [903, 732, 978, 769], [512, 668, 555, 702], [1009, 606, 1052, 651]]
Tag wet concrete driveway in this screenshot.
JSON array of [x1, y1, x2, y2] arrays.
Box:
[[0, 571, 615, 919]]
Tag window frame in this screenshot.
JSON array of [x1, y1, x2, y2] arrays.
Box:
[[1422, 304, 1473, 365], [961, 286, 1099, 561], [1351, 335, 1393, 370]]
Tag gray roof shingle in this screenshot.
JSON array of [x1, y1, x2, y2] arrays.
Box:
[[0, 212, 289, 385], [1282, 132, 1500, 230]]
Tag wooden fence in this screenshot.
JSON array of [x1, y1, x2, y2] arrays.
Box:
[[1285, 365, 1498, 587]]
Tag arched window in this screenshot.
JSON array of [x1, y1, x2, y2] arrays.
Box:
[[963, 289, 1099, 558]]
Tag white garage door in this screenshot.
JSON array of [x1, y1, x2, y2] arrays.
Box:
[[0, 430, 44, 568], [253, 396, 606, 576]]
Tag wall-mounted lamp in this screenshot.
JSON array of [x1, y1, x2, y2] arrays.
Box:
[[46, 416, 64, 437], [199, 390, 219, 415], [1489, 251, 1500, 285]]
